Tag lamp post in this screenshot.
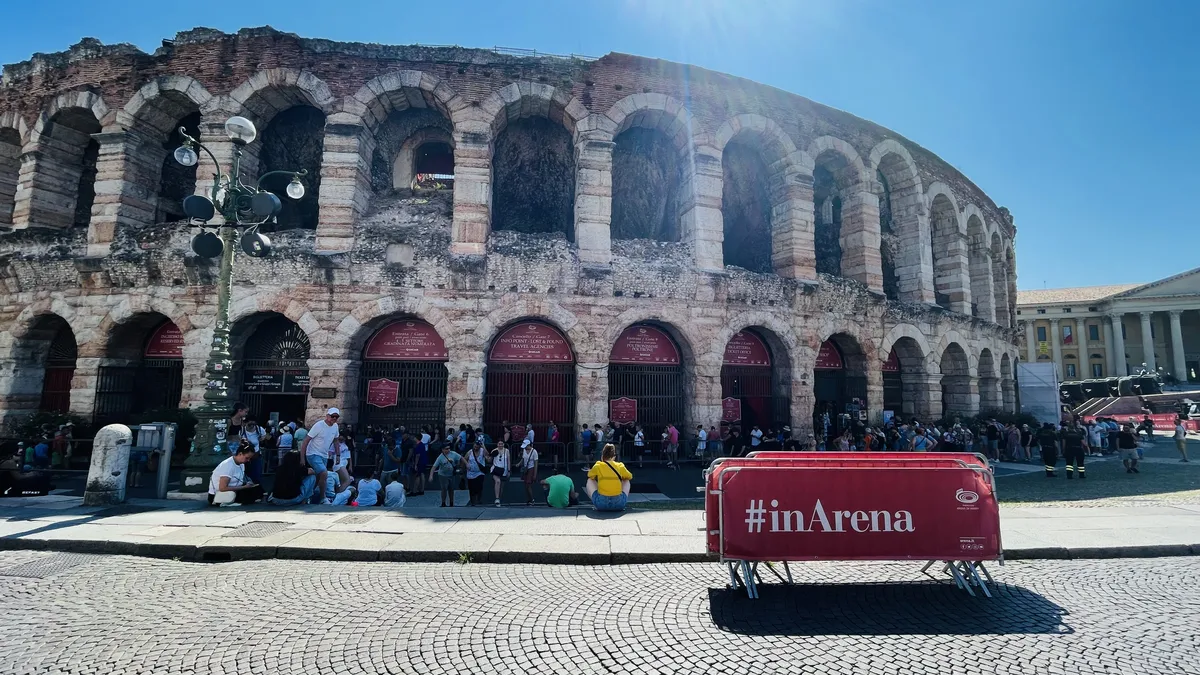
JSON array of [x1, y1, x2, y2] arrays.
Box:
[[175, 115, 307, 492]]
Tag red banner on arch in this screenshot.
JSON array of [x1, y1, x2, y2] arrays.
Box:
[[610, 325, 680, 365], [489, 322, 574, 364], [144, 322, 184, 359], [815, 340, 844, 370], [723, 331, 771, 367], [364, 320, 448, 361]]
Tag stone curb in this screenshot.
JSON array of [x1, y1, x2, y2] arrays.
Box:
[[2, 537, 1196, 564]]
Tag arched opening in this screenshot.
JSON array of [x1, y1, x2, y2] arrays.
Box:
[[611, 127, 681, 242], [492, 117, 575, 240], [813, 150, 861, 277], [939, 343, 972, 420], [33, 107, 102, 228], [883, 336, 929, 420], [483, 321, 576, 445], [259, 105, 325, 230], [608, 323, 686, 443], [978, 348, 1000, 412], [990, 233, 1009, 327], [812, 334, 869, 442], [154, 112, 201, 223], [721, 141, 773, 272], [369, 109, 454, 194], [930, 194, 964, 310], [232, 314, 311, 425], [94, 316, 184, 425], [31, 317, 77, 414], [967, 215, 992, 320], [1000, 353, 1015, 412], [413, 141, 454, 186], [721, 329, 791, 435], [877, 169, 899, 300], [358, 319, 449, 432], [0, 127, 20, 226]]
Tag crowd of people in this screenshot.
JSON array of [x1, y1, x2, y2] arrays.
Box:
[[207, 409, 636, 512]]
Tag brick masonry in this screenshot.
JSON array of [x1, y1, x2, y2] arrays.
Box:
[[0, 27, 1019, 433]]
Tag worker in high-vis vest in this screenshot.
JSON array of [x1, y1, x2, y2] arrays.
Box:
[[1036, 422, 1061, 478], [1059, 420, 1088, 480]]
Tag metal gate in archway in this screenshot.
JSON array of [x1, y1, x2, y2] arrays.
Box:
[[720, 330, 788, 431], [358, 319, 449, 432], [882, 349, 903, 416], [483, 321, 576, 445], [239, 317, 310, 424], [95, 321, 184, 426], [39, 329, 77, 414], [608, 324, 684, 439]]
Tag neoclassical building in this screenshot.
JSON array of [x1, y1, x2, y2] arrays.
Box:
[[0, 27, 1018, 443]]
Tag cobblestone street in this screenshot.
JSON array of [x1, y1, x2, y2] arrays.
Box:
[[1, 552, 1197, 674]]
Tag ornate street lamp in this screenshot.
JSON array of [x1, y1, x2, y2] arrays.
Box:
[[175, 115, 307, 492]]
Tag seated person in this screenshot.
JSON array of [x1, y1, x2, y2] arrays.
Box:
[[585, 444, 633, 512], [1, 450, 54, 497], [331, 484, 359, 506], [208, 441, 263, 507], [268, 451, 316, 506], [541, 470, 578, 508], [384, 476, 406, 508], [355, 471, 383, 507]]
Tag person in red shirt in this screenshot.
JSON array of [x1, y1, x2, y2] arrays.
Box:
[[666, 423, 680, 469]]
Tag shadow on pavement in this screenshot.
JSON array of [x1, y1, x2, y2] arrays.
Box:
[[708, 581, 1072, 636]]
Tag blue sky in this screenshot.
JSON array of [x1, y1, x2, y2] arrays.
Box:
[[3, 0, 1196, 290]]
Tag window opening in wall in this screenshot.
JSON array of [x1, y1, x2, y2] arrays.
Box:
[[72, 138, 99, 227], [1062, 308, 1072, 313], [0, 127, 20, 226], [1036, 326, 1047, 342], [1091, 363, 1103, 377], [259, 105, 325, 230], [876, 169, 899, 300], [812, 164, 842, 277], [1037, 309, 1046, 314], [412, 141, 454, 189], [721, 140, 772, 272], [492, 117, 576, 240], [611, 127, 681, 242], [1062, 325, 1074, 345], [1121, 324, 1126, 339], [1088, 306, 1099, 312], [1016, 310, 1022, 316], [1151, 323, 1156, 339], [1088, 324, 1100, 341], [929, 193, 960, 310], [156, 112, 201, 223], [1066, 363, 1077, 378]]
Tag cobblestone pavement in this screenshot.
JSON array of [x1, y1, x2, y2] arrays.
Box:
[[1, 552, 1198, 675]]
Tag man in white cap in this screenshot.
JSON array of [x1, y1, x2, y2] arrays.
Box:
[[300, 407, 340, 504]]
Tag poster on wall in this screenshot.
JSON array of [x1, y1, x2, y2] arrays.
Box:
[[144, 322, 184, 359], [366, 378, 400, 408], [610, 325, 681, 364], [609, 397, 638, 424], [722, 397, 743, 422]]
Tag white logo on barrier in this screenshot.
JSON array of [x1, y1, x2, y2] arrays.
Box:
[[745, 498, 915, 534], [955, 488, 979, 505]]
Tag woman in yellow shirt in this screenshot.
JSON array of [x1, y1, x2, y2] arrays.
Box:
[[585, 444, 633, 511]]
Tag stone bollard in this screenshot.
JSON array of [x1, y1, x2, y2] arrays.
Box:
[[83, 424, 133, 506]]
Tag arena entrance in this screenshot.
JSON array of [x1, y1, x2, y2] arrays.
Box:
[[721, 329, 789, 433], [94, 319, 184, 425], [236, 315, 310, 426], [358, 319, 449, 433], [483, 321, 576, 448], [882, 350, 903, 418], [812, 336, 869, 440], [27, 315, 76, 415], [608, 324, 685, 442]]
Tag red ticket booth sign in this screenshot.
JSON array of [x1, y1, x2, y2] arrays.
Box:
[[610, 397, 638, 424], [366, 378, 400, 408], [722, 397, 742, 422]]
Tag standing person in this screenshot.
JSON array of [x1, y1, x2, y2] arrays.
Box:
[[240, 418, 267, 482], [666, 423, 680, 468], [985, 420, 1001, 461], [750, 425, 764, 449], [633, 425, 646, 467], [710, 425, 722, 456], [1036, 422, 1061, 478], [1006, 424, 1023, 462], [593, 424, 605, 460], [464, 440, 489, 506], [409, 432, 429, 497], [300, 408, 340, 504], [547, 420, 560, 445], [585, 444, 633, 512], [580, 425, 593, 463], [1174, 417, 1190, 462], [490, 440, 510, 506], [276, 424, 294, 468], [727, 428, 745, 457], [524, 423, 535, 446], [520, 439, 539, 506], [227, 402, 249, 454], [1060, 421, 1088, 480], [696, 425, 708, 459], [208, 441, 262, 507], [381, 431, 401, 486], [1086, 420, 1104, 457], [331, 435, 353, 487], [428, 442, 463, 507], [1020, 424, 1034, 463], [1118, 423, 1141, 473]]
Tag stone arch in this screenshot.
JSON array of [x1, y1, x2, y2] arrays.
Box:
[[965, 208, 994, 321], [880, 323, 934, 368], [999, 351, 1015, 413], [120, 77, 214, 224], [605, 94, 703, 243], [808, 136, 875, 286], [229, 291, 321, 345], [96, 294, 192, 339], [990, 230, 1010, 327], [390, 127, 454, 190], [341, 296, 459, 361], [715, 114, 808, 275], [938, 341, 974, 419], [714, 317, 797, 434], [228, 68, 337, 124], [932, 330, 977, 375], [9, 312, 78, 416], [0, 112, 27, 226], [927, 183, 968, 312], [978, 347, 1001, 412], [473, 299, 588, 362], [17, 91, 110, 229], [870, 139, 928, 303], [880, 324, 933, 420], [706, 311, 801, 370], [93, 310, 187, 423], [349, 70, 459, 129], [600, 307, 700, 367]]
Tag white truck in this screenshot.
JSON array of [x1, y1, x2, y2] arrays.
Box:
[[1017, 362, 1061, 426]]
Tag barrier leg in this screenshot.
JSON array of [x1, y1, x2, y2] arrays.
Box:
[[740, 560, 758, 599], [919, 560, 937, 578], [974, 561, 995, 586], [947, 561, 976, 597], [783, 561, 794, 585], [727, 562, 743, 590], [965, 561, 992, 598], [762, 561, 788, 584]]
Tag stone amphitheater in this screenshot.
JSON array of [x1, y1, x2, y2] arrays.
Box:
[[0, 27, 1019, 444]]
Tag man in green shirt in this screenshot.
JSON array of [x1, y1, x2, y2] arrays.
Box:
[[428, 444, 463, 507], [541, 470, 578, 508]]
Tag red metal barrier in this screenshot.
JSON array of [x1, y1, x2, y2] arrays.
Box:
[[703, 453, 1001, 598]]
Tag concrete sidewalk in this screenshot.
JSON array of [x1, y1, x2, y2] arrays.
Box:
[[1, 494, 1198, 564]]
